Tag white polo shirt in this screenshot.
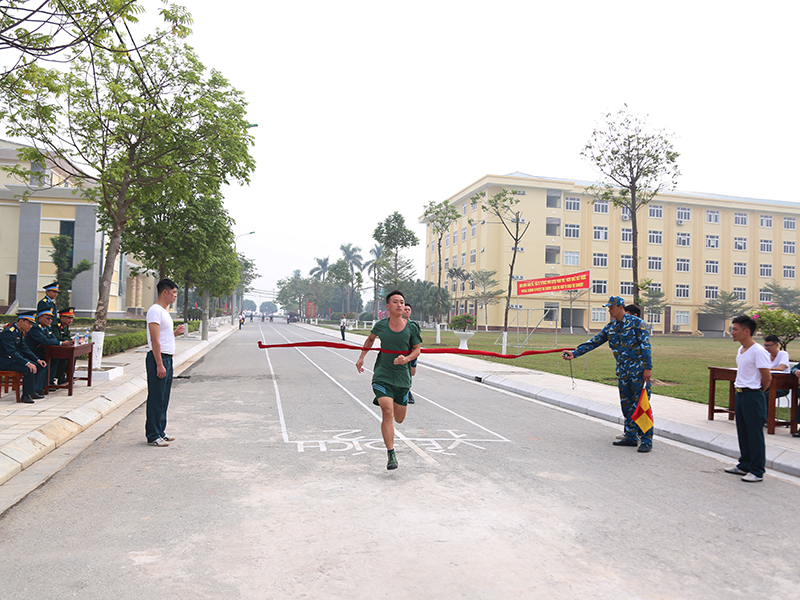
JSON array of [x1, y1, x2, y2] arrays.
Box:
[[735, 343, 771, 389]]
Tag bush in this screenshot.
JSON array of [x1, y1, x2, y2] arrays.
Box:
[[332, 312, 343, 321], [101, 331, 147, 356], [359, 312, 373, 321], [450, 314, 476, 331]]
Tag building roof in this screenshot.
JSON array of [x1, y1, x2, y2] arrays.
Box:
[[504, 171, 800, 209]]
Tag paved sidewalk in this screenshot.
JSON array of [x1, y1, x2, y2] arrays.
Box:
[[0, 324, 237, 497], [311, 323, 800, 478]]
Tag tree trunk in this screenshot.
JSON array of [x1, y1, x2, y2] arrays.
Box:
[[93, 224, 124, 333], [630, 192, 640, 305], [183, 282, 189, 339], [436, 235, 443, 324], [201, 289, 209, 340]]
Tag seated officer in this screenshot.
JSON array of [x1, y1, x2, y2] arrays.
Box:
[[52, 306, 75, 386], [25, 309, 72, 395], [0, 311, 46, 403], [37, 282, 60, 323]]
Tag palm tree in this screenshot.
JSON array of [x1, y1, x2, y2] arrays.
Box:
[[309, 256, 330, 281], [446, 267, 468, 319], [469, 269, 503, 331], [363, 244, 384, 319], [340, 243, 363, 314]]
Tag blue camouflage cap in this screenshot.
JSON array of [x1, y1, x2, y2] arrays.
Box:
[[603, 296, 626, 307], [17, 310, 36, 323], [37, 309, 54, 318]]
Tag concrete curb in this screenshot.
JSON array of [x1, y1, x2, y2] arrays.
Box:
[[0, 327, 236, 486]]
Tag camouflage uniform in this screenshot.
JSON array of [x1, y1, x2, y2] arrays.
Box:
[[572, 312, 654, 445]]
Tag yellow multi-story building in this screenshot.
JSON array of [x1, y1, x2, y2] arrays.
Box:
[[0, 139, 156, 316], [422, 172, 800, 334]]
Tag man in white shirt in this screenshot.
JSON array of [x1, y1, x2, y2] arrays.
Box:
[[725, 315, 771, 482], [340, 315, 347, 341], [764, 334, 791, 406], [145, 278, 185, 447]]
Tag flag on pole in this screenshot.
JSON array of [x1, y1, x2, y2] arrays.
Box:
[[194, 301, 198, 309], [632, 386, 654, 433]]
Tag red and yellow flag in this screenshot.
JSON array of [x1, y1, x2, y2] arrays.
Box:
[[632, 386, 654, 433]]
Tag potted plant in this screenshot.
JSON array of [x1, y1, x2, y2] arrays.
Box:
[[450, 314, 476, 349]]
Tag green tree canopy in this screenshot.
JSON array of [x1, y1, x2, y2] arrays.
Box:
[[763, 280, 800, 314], [421, 200, 461, 323], [581, 105, 680, 304], [700, 290, 750, 336], [749, 306, 800, 351], [373, 212, 419, 288], [468, 269, 503, 331], [49, 234, 92, 311]]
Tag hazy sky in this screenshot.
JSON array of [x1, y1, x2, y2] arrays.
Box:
[[146, 1, 799, 304]]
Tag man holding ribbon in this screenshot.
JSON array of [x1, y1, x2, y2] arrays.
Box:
[[562, 296, 654, 453]]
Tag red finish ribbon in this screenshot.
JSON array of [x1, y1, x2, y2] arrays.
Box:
[[257, 340, 573, 359]]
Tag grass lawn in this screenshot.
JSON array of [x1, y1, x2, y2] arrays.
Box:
[[345, 326, 777, 407]]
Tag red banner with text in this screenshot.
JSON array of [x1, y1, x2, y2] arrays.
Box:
[[516, 270, 590, 295]]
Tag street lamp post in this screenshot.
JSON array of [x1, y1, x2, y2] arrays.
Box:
[[231, 231, 255, 325]]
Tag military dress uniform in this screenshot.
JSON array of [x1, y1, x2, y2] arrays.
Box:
[[25, 310, 65, 394], [37, 281, 60, 323], [52, 307, 74, 385], [572, 297, 654, 448], [0, 313, 41, 402]]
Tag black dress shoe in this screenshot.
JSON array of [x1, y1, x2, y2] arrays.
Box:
[[20, 395, 35, 404], [31, 392, 45, 399], [638, 445, 652, 453], [612, 439, 638, 447]]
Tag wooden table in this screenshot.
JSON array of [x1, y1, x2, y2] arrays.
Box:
[[45, 342, 94, 396], [708, 366, 798, 434]]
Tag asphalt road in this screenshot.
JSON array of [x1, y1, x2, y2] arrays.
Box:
[[1, 322, 799, 599]]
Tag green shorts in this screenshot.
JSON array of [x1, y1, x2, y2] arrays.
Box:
[[372, 382, 410, 407]]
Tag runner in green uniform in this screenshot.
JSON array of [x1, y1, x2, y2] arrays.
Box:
[[356, 290, 422, 470]]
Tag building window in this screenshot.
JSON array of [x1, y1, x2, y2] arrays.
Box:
[[461, 252, 466, 266], [460, 280, 465, 291], [565, 196, 580, 211], [648, 230, 662, 244], [620, 281, 634, 295], [621, 255, 633, 269], [594, 200, 609, 214], [621, 228, 632, 243], [593, 253, 608, 268], [675, 284, 690, 298], [734, 212, 748, 226], [705, 286, 719, 300], [784, 241, 796, 254], [621, 206, 632, 220], [545, 246, 560, 264], [430, 262, 434, 274], [564, 224, 580, 238], [470, 249, 476, 264], [452, 281, 457, 292], [760, 215, 773, 228], [648, 282, 662, 292], [431, 241, 435, 253], [784, 265, 796, 279], [676, 258, 690, 272], [546, 190, 561, 208], [461, 227, 467, 241], [760, 239, 773, 253], [760, 264, 772, 277], [648, 256, 662, 271], [470, 280, 475, 291], [706, 210, 720, 224], [785, 217, 796, 230], [760, 289, 773, 302], [676, 232, 691, 246], [564, 251, 580, 266], [593, 226, 608, 241], [471, 199, 477, 211], [462, 203, 467, 215], [649, 204, 663, 219], [734, 237, 747, 251], [546, 218, 560, 236], [646, 312, 662, 325], [444, 258, 449, 270], [733, 287, 747, 301], [705, 260, 719, 274], [592, 307, 606, 322], [592, 280, 607, 294], [445, 235, 449, 248], [471, 223, 477, 237], [452, 231, 457, 244], [677, 207, 691, 221], [675, 310, 690, 325], [706, 235, 720, 249], [733, 262, 747, 276]]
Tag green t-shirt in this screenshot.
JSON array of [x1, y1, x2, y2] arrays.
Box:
[[370, 318, 423, 388]]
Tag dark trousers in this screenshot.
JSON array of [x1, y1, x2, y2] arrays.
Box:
[[0, 360, 36, 396], [53, 358, 73, 382], [735, 389, 767, 477], [341, 326, 346, 341], [34, 360, 49, 392], [145, 351, 173, 443], [618, 377, 654, 444]]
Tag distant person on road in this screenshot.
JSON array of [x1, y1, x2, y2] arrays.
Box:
[[402, 302, 420, 405], [724, 315, 771, 482], [239, 313, 245, 330], [340, 315, 347, 341], [145, 278, 186, 447], [356, 290, 422, 470], [0, 311, 46, 403], [562, 296, 654, 453]]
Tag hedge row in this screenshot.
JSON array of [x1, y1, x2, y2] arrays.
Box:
[[102, 331, 148, 356]]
